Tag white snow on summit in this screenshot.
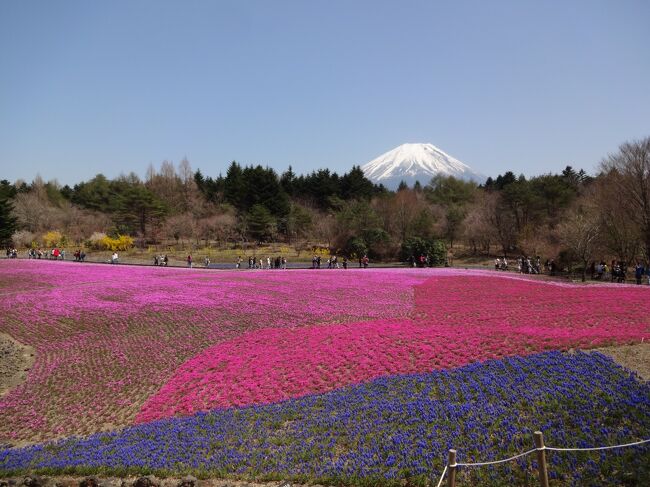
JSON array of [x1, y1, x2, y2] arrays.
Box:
[[362, 143, 484, 189]]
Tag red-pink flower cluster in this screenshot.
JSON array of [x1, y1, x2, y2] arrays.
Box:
[[137, 274, 648, 422], [0, 261, 424, 443]]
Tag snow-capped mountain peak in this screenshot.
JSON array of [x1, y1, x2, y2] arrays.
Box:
[[362, 143, 484, 189]]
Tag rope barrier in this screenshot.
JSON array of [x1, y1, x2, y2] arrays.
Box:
[[434, 464, 448, 487], [452, 448, 538, 467], [544, 438, 650, 452], [432, 438, 650, 486]]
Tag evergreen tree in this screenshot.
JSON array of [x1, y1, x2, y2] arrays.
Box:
[[339, 166, 375, 200], [561, 165, 578, 184], [194, 170, 223, 204], [224, 161, 245, 209], [241, 165, 289, 216], [301, 169, 341, 209], [246, 204, 275, 242], [115, 185, 167, 242], [280, 166, 297, 196], [281, 203, 312, 241], [494, 171, 517, 190], [194, 169, 205, 193], [0, 195, 17, 246], [530, 174, 577, 218], [483, 176, 495, 191], [71, 174, 114, 212], [500, 177, 536, 233], [425, 175, 477, 206], [0, 180, 17, 199], [561, 165, 592, 190], [60, 185, 73, 200], [344, 236, 368, 258]]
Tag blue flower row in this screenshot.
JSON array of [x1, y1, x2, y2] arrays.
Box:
[[1, 351, 648, 486]]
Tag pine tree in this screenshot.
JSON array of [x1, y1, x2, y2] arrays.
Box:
[[280, 166, 296, 196], [0, 195, 17, 246], [115, 185, 167, 243], [246, 204, 275, 242], [302, 169, 340, 209], [194, 169, 205, 193], [224, 161, 245, 209], [340, 166, 375, 200], [240, 165, 289, 216]]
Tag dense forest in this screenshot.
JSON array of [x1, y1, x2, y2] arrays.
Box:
[[1, 137, 649, 271]]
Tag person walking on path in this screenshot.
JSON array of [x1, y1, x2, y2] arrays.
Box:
[[187, 255, 193, 268], [635, 262, 644, 285]]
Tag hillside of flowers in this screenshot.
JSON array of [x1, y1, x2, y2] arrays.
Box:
[[0, 260, 649, 485]]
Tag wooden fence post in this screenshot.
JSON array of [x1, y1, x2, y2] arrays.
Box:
[[534, 431, 550, 487], [447, 449, 457, 487]]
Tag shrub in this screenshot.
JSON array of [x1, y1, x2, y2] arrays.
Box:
[[344, 236, 368, 258], [42, 230, 64, 248], [87, 232, 108, 250], [400, 237, 447, 266], [102, 235, 135, 251], [87, 232, 134, 251]]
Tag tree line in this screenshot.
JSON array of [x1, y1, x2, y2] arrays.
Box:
[[1, 137, 649, 270]]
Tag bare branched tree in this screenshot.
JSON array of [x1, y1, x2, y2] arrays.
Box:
[[591, 175, 640, 262], [600, 137, 650, 259], [482, 192, 517, 257], [556, 204, 600, 282]]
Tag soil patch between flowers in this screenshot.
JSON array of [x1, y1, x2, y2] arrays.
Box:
[[0, 332, 35, 397], [592, 342, 650, 380]]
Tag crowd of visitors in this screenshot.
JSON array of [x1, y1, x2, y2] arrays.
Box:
[[494, 256, 543, 274], [244, 255, 288, 269], [407, 255, 435, 267], [489, 255, 650, 285], [153, 254, 169, 266], [72, 249, 87, 261], [308, 254, 368, 269], [588, 260, 650, 284], [6, 247, 88, 261], [8, 247, 67, 260], [5, 245, 650, 283], [494, 257, 509, 271]]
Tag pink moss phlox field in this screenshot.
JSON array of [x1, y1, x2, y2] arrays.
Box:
[[138, 274, 649, 423], [0, 260, 424, 443]]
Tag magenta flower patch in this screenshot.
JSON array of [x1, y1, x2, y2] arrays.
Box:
[[137, 274, 649, 423]]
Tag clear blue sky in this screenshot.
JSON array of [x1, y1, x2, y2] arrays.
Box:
[[1, 0, 649, 186]]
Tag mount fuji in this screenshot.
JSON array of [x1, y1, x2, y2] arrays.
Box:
[[361, 143, 485, 190]]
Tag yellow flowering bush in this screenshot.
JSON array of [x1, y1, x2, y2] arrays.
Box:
[[42, 231, 64, 248], [100, 235, 135, 251], [87, 232, 134, 251]]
